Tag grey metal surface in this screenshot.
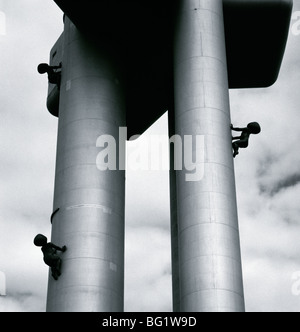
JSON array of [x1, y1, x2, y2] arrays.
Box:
[[46, 34, 63, 117], [173, 0, 245, 312], [46, 17, 126, 312]]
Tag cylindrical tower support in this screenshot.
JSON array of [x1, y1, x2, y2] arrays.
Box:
[[172, 0, 245, 312], [46, 18, 126, 312]]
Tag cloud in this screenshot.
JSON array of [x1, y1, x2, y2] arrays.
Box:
[[125, 226, 172, 312], [0, 0, 62, 313], [259, 172, 300, 196], [256, 147, 300, 197], [238, 179, 300, 312], [124, 115, 173, 311], [0, 271, 5, 296], [0, 291, 45, 312], [243, 257, 300, 312]]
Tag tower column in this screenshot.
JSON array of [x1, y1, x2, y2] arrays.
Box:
[[172, 0, 245, 312], [46, 17, 126, 312]]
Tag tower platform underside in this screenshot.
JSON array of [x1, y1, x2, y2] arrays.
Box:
[[51, 0, 293, 137]]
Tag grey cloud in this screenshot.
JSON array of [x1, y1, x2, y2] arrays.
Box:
[[9, 291, 33, 301], [256, 153, 280, 178], [0, 291, 45, 312], [259, 172, 300, 196]]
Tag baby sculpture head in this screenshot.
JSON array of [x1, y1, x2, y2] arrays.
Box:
[[247, 122, 261, 135], [33, 234, 48, 247]]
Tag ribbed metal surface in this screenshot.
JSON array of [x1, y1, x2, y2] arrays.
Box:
[[173, 0, 245, 312], [46, 17, 126, 312]]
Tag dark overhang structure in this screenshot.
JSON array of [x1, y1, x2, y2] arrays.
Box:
[[51, 0, 293, 137]]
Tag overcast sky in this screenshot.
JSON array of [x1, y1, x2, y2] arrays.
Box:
[[1, 0, 300, 312]]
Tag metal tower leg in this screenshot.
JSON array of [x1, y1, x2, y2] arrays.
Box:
[[173, 0, 245, 312], [46, 17, 126, 312]]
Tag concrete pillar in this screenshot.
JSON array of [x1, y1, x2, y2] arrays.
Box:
[[173, 0, 245, 312], [46, 18, 126, 312]]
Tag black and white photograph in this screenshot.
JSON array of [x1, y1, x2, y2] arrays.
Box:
[[1, 0, 300, 313]]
